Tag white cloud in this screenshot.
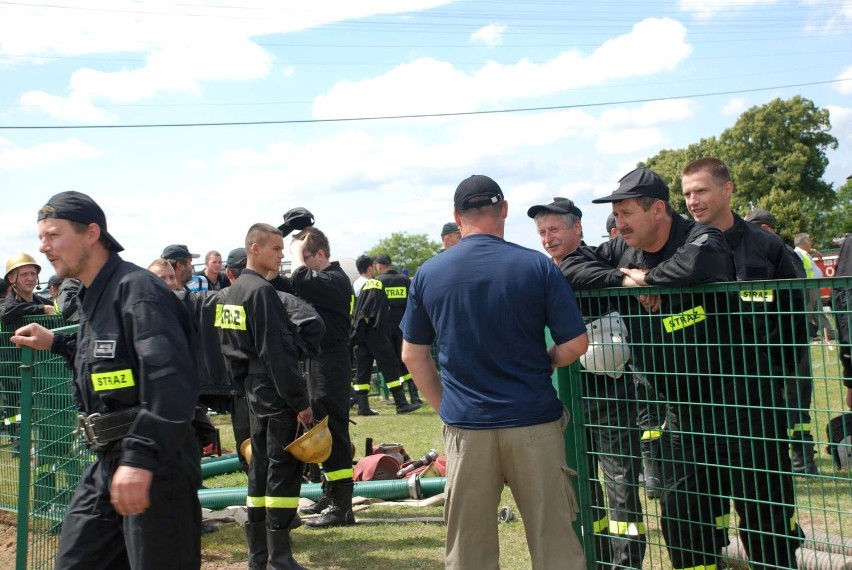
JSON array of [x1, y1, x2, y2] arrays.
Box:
[[313, 18, 692, 118], [678, 0, 778, 18], [471, 24, 508, 47], [0, 138, 102, 169], [19, 91, 116, 123], [835, 65, 852, 95], [721, 97, 749, 116], [597, 128, 665, 155]]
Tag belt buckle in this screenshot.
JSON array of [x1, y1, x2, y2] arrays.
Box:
[[78, 413, 102, 446]]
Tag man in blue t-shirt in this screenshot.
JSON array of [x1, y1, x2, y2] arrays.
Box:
[[401, 174, 588, 570]]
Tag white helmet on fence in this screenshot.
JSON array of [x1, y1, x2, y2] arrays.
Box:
[[579, 311, 630, 379]]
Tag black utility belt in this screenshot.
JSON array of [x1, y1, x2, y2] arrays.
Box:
[[78, 406, 140, 447]]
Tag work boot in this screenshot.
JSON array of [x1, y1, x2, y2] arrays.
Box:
[[356, 394, 378, 416], [391, 386, 421, 414], [407, 381, 423, 406], [641, 437, 662, 499], [267, 528, 308, 570], [792, 435, 819, 475], [305, 481, 355, 528], [245, 521, 269, 570], [299, 481, 333, 515]]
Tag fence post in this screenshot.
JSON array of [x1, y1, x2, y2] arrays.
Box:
[[15, 346, 34, 570], [556, 362, 596, 570]]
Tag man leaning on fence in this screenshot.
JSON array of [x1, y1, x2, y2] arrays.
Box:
[[401, 174, 588, 570], [561, 167, 803, 570], [11, 191, 202, 569]]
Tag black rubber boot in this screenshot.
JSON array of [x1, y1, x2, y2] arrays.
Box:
[[641, 438, 662, 499], [245, 521, 269, 569], [299, 480, 333, 515], [356, 394, 378, 416], [407, 381, 423, 406], [792, 434, 819, 475], [391, 386, 421, 414], [305, 481, 356, 528], [267, 528, 309, 570]]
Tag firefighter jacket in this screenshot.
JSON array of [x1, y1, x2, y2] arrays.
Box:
[[560, 214, 756, 430], [833, 235, 852, 386], [350, 278, 390, 344], [218, 269, 309, 412], [723, 215, 808, 378], [175, 290, 237, 398], [290, 262, 354, 352], [0, 294, 49, 325], [49, 252, 199, 471], [376, 270, 409, 324]]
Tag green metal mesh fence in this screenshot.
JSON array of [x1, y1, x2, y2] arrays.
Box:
[[558, 277, 852, 570]]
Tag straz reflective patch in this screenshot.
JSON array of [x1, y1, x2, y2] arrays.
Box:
[[739, 289, 774, 303], [385, 286, 407, 300], [214, 304, 247, 330], [91, 369, 135, 392], [663, 306, 706, 333]]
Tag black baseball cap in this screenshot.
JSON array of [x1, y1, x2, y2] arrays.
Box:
[[278, 207, 315, 238], [744, 209, 777, 229], [440, 222, 460, 236], [527, 197, 583, 219], [374, 254, 392, 265], [47, 275, 64, 288], [592, 168, 669, 204], [454, 175, 504, 210], [38, 191, 124, 252], [161, 244, 199, 260], [226, 247, 247, 269]]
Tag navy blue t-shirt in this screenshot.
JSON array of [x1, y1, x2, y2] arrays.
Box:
[[401, 233, 586, 429]]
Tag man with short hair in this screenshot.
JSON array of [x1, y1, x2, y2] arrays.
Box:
[[374, 253, 422, 405], [352, 255, 374, 297], [147, 258, 179, 290], [161, 244, 199, 291], [528, 197, 648, 569], [11, 191, 201, 569], [402, 174, 588, 570], [440, 222, 461, 250], [289, 227, 357, 528], [563, 167, 803, 570], [194, 250, 231, 291], [683, 157, 816, 474], [217, 223, 313, 569]]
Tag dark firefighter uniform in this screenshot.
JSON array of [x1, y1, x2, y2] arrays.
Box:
[[375, 269, 420, 402], [833, 235, 852, 389], [351, 279, 420, 413], [562, 214, 803, 570], [218, 268, 309, 566], [290, 262, 356, 526], [49, 252, 201, 569]]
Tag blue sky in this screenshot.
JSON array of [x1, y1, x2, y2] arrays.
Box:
[[1, 0, 851, 274]]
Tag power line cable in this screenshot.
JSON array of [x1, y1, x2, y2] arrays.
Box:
[[1, 77, 849, 130]]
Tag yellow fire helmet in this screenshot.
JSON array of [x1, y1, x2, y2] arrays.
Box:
[[284, 416, 332, 464], [5, 252, 41, 282]]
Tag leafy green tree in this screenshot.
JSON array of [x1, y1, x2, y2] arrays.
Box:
[[642, 96, 839, 246], [366, 232, 441, 275], [822, 178, 852, 245]]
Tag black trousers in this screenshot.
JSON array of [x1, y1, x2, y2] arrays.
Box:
[[352, 327, 403, 394], [306, 348, 353, 481], [659, 405, 802, 570], [386, 322, 410, 383], [230, 394, 251, 473], [55, 446, 201, 570], [244, 373, 303, 529], [584, 373, 646, 570]]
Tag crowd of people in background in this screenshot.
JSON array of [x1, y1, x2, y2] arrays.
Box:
[[1, 160, 851, 569]]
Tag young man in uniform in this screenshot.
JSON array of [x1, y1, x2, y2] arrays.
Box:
[[562, 167, 803, 570], [402, 175, 589, 570], [288, 227, 357, 528], [683, 157, 816, 474], [1, 252, 54, 323], [218, 223, 313, 569], [11, 190, 201, 569], [528, 197, 648, 570], [374, 253, 422, 405]]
